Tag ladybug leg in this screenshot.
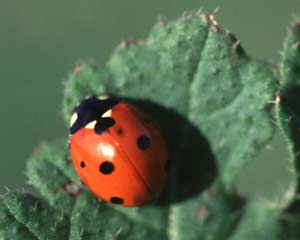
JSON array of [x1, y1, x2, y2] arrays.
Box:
[[94, 117, 116, 134]]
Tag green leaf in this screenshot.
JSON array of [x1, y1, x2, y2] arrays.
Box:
[[1, 10, 285, 240], [0, 192, 69, 240], [63, 12, 276, 190], [69, 192, 168, 240], [26, 141, 246, 240], [228, 202, 283, 240], [228, 202, 300, 240], [276, 19, 300, 207], [168, 187, 244, 240], [280, 20, 300, 85], [28, 142, 296, 240], [26, 142, 79, 214], [61, 11, 277, 239], [0, 201, 36, 240]]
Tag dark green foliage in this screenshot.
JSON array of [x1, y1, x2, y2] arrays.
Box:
[[276, 19, 300, 205], [228, 203, 283, 240], [2, 10, 300, 240], [0, 192, 69, 239], [0, 203, 36, 240], [26, 142, 79, 214]]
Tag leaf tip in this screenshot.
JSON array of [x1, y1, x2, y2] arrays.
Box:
[[118, 39, 145, 50], [201, 11, 224, 33], [158, 16, 168, 27], [291, 20, 300, 34]]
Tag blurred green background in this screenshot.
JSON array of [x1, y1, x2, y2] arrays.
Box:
[[0, 0, 299, 201]]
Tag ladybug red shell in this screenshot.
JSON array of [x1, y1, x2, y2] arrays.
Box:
[[69, 96, 169, 207]]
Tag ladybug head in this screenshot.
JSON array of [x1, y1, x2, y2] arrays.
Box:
[[70, 96, 119, 134]]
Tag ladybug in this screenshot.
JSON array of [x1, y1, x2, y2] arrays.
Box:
[[69, 96, 169, 207]]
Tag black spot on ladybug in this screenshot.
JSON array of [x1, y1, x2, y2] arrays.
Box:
[[110, 197, 124, 204], [70, 96, 119, 134], [80, 161, 86, 168], [137, 135, 150, 150], [99, 161, 115, 174], [116, 127, 124, 135], [95, 117, 116, 135]]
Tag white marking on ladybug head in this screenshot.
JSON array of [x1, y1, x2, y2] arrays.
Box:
[[98, 143, 115, 158], [70, 113, 78, 128], [85, 120, 97, 129], [98, 95, 110, 100], [102, 109, 112, 118]]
